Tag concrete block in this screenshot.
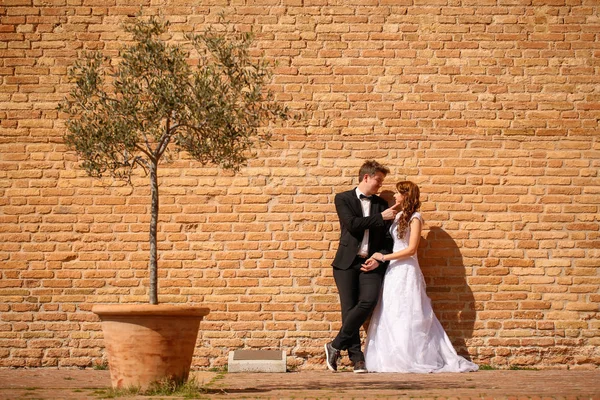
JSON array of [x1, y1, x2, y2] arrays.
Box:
[[228, 349, 286, 373]]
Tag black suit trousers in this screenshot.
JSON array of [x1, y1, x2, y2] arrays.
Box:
[[331, 255, 384, 363]]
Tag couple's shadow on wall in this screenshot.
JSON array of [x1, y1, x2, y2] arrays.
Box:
[[379, 190, 476, 358], [420, 227, 476, 358]]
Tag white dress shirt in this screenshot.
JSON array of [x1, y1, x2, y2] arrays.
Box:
[[356, 188, 370, 257]]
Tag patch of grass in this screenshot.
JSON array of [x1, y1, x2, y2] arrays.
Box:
[[91, 389, 108, 398], [146, 378, 208, 397], [94, 378, 209, 398], [93, 386, 139, 398], [207, 365, 227, 373], [509, 365, 538, 371], [93, 362, 109, 370], [478, 364, 538, 371], [204, 371, 226, 389]]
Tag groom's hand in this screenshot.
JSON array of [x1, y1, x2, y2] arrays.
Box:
[[361, 258, 380, 272], [381, 206, 398, 220]]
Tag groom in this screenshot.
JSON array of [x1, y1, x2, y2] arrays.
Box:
[[325, 160, 397, 373]]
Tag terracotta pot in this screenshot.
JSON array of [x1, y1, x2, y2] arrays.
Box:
[[92, 304, 210, 389]]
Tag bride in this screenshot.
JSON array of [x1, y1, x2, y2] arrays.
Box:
[[364, 181, 478, 373]]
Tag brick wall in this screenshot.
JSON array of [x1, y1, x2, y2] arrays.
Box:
[[1, 1, 599, 370]]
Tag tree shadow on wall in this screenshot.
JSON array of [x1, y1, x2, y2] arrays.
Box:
[[419, 227, 476, 360]]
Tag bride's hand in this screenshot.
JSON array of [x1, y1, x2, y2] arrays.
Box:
[[371, 252, 384, 262]]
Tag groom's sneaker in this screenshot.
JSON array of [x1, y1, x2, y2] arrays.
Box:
[[324, 342, 340, 372], [353, 360, 368, 374]]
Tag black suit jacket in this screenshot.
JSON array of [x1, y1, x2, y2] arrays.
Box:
[[331, 189, 393, 270]]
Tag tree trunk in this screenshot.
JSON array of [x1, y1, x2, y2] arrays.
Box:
[[149, 160, 159, 305]]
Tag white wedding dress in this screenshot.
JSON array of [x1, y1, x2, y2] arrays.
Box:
[[364, 212, 478, 373]]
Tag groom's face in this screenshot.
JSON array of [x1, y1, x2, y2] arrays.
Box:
[[363, 172, 385, 196]]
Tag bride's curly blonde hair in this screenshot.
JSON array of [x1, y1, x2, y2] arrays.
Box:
[[396, 181, 421, 238]]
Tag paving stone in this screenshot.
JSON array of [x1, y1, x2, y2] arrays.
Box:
[[0, 369, 598, 399]]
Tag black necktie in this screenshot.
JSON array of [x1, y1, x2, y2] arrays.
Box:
[[359, 194, 372, 200]]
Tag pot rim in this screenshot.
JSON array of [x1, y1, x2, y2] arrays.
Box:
[[92, 304, 210, 318]]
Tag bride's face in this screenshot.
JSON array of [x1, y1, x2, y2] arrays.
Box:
[[394, 191, 405, 206]]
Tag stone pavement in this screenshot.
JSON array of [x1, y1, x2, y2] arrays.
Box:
[[0, 368, 599, 399]]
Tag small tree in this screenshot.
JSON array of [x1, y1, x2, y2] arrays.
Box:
[[59, 16, 291, 305]]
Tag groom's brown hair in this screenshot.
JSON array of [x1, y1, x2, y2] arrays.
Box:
[[358, 160, 390, 181]]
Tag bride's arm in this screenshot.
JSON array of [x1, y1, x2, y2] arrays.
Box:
[[372, 218, 422, 262]]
